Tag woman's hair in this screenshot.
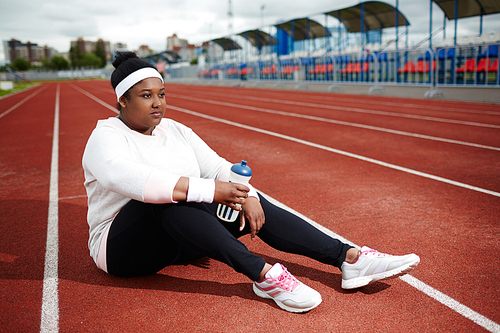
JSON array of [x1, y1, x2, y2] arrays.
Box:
[[111, 52, 157, 110]]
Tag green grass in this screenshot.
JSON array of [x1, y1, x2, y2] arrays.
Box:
[[0, 82, 37, 97]]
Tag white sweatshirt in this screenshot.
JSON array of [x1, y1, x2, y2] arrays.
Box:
[[82, 117, 255, 264]]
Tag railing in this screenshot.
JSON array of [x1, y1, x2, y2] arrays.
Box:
[[180, 42, 500, 91]]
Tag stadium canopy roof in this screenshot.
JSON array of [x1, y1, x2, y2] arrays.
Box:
[[432, 0, 500, 19], [325, 1, 410, 33], [211, 37, 242, 51], [142, 51, 181, 64], [274, 18, 331, 41], [237, 29, 277, 47]]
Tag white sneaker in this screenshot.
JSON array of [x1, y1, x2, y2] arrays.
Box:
[[253, 263, 322, 313], [341, 246, 420, 289]]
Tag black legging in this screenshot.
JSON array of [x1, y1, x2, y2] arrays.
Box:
[[106, 194, 353, 281]]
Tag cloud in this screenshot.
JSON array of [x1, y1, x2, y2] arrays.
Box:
[[0, 0, 498, 64]]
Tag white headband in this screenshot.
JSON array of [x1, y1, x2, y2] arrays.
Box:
[[115, 67, 164, 102]]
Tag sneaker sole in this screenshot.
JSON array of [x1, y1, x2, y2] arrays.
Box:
[[341, 258, 420, 289], [252, 283, 322, 313]]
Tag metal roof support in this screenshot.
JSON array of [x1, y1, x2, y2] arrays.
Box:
[[361, 2, 365, 51], [245, 31, 249, 62], [480, 7, 484, 34], [454, 0, 459, 45], [338, 12, 342, 52], [444, 12, 447, 39], [430, 0, 433, 49], [291, 20, 295, 53], [396, 0, 399, 50], [325, 14, 329, 52], [306, 18, 310, 52], [406, 24, 409, 48]]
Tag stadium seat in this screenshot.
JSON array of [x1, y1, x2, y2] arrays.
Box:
[[340, 63, 354, 73], [490, 58, 499, 72], [354, 62, 369, 73], [456, 59, 476, 73], [397, 61, 416, 73], [477, 45, 499, 59], [477, 58, 499, 72], [416, 60, 436, 73]]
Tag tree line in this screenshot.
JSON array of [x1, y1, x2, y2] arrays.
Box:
[[3, 44, 108, 72]]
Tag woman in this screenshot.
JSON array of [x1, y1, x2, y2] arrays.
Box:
[[82, 52, 420, 313]]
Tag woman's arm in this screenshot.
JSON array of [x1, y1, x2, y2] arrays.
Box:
[[172, 176, 250, 212]]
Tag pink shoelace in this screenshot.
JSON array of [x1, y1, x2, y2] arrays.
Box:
[[274, 265, 300, 292], [361, 247, 391, 257]]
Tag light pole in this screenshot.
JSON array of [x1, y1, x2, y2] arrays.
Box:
[[260, 5, 265, 27]]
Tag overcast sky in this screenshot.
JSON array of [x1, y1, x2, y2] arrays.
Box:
[[1, 0, 499, 64]]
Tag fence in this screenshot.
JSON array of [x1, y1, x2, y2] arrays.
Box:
[[1, 68, 113, 82], [188, 42, 499, 94]]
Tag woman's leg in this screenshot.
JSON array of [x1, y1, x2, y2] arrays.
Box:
[[106, 200, 185, 277], [154, 201, 266, 280], [106, 200, 266, 280], [218, 194, 353, 270]]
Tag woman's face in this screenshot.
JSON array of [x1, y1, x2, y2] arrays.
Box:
[[119, 77, 166, 135]]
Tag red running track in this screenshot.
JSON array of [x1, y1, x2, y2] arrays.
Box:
[[1, 81, 499, 332]]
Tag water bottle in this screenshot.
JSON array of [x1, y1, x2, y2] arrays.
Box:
[[216, 160, 252, 222]]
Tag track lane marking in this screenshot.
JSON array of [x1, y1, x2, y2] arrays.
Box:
[[171, 86, 500, 116], [40, 84, 60, 332], [167, 104, 500, 197], [72, 83, 500, 197], [165, 93, 500, 151], [261, 191, 500, 333], [73, 84, 500, 331], [0, 85, 47, 120], [70, 84, 118, 114], [165, 88, 500, 128]]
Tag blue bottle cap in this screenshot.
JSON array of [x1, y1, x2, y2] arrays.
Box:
[[231, 160, 252, 176]]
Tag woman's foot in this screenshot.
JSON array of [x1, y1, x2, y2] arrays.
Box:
[[253, 263, 322, 313], [341, 246, 420, 289]]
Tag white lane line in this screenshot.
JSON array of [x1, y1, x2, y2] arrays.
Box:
[[75, 83, 500, 331], [166, 89, 500, 129], [59, 194, 87, 201], [260, 190, 500, 333], [70, 84, 118, 114], [0, 86, 46, 119], [167, 104, 500, 198], [72, 85, 500, 198], [173, 87, 500, 116], [165, 93, 500, 151], [40, 84, 60, 332], [400, 275, 500, 333]]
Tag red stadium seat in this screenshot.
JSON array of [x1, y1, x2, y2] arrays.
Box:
[[340, 63, 354, 73], [398, 61, 416, 73], [490, 59, 499, 72], [456, 59, 476, 73], [416, 60, 436, 73], [354, 62, 369, 73], [477, 58, 499, 72]]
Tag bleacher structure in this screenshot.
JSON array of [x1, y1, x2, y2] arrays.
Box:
[[162, 0, 500, 99]]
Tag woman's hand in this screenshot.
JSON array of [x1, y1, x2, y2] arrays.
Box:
[[240, 197, 265, 239], [213, 180, 249, 211]]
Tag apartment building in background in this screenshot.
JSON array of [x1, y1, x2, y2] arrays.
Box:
[[136, 45, 153, 58], [70, 37, 112, 62], [3, 39, 59, 65], [166, 34, 196, 62]]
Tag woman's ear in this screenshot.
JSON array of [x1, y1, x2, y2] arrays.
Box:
[[119, 96, 127, 109]]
